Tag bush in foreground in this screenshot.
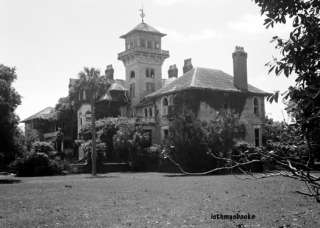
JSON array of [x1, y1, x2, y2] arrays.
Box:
[[9, 152, 63, 177]]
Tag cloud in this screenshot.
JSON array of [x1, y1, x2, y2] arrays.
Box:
[[228, 14, 292, 36], [153, 0, 208, 6], [158, 27, 219, 43]]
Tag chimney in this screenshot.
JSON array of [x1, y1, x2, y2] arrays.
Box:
[[105, 64, 114, 80], [183, 58, 193, 74], [233, 46, 248, 91], [168, 64, 178, 78]]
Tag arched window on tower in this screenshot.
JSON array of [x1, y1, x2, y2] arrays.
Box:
[[254, 97, 259, 116], [162, 97, 169, 116], [130, 71, 135, 79]]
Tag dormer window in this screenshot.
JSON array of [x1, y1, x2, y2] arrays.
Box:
[[253, 97, 259, 115]]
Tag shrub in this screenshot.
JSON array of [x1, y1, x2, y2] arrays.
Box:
[[9, 152, 62, 177], [31, 141, 55, 155], [167, 110, 245, 172]]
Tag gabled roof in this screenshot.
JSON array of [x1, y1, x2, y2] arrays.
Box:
[[21, 107, 57, 123], [120, 22, 166, 38], [145, 67, 270, 99]]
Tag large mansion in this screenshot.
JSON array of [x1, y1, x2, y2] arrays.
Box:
[[23, 19, 270, 148]]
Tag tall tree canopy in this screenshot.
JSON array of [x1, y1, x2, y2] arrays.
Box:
[[253, 0, 320, 158], [0, 64, 22, 169], [74, 67, 107, 175]]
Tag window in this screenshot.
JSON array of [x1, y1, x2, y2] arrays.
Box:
[[146, 82, 155, 92], [130, 40, 134, 49], [149, 107, 153, 117], [140, 39, 146, 48], [130, 71, 135, 79], [163, 129, 169, 139], [147, 40, 152, 48], [254, 98, 259, 115], [83, 90, 86, 100], [130, 83, 135, 98], [150, 69, 155, 78], [144, 108, 148, 117], [162, 97, 169, 116], [155, 42, 160, 49], [254, 128, 260, 147], [146, 68, 155, 78]]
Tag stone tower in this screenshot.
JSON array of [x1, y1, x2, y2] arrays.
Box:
[[118, 20, 169, 111]]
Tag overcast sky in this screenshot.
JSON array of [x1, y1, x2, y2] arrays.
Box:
[[1, 0, 296, 124]]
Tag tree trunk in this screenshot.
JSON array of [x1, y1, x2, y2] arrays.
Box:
[[91, 99, 97, 176]]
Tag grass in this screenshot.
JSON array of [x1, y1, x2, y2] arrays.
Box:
[[0, 173, 319, 228]]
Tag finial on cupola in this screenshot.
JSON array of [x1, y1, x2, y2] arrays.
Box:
[[139, 6, 145, 23]]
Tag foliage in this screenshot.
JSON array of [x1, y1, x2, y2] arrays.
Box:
[[0, 64, 22, 170], [100, 121, 118, 160], [55, 96, 77, 143], [9, 152, 62, 177], [254, 0, 320, 159], [167, 110, 246, 172], [172, 90, 247, 116], [31, 141, 55, 155]]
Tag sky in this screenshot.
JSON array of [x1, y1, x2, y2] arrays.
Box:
[[1, 0, 296, 126]]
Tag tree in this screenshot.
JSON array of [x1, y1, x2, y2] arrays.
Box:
[[253, 0, 320, 161], [0, 64, 22, 170], [75, 67, 107, 175], [166, 110, 246, 172], [55, 96, 77, 145]]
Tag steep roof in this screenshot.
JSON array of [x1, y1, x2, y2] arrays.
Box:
[[145, 67, 270, 99], [120, 22, 166, 38], [21, 107, 57, 123]]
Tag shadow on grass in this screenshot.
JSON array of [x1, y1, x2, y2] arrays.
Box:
[[85, 175, 119, 179], [0, 179, 21, 184]]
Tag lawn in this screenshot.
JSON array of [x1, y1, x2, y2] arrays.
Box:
[[0, 173, 319, 228]]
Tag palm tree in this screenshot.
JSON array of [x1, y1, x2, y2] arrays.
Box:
[[77, 67, 106, 176]]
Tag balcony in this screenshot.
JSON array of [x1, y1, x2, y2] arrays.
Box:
[[135, 116, 156, 125], [43, 131, 59, 140], [118, 47, 169, 60]]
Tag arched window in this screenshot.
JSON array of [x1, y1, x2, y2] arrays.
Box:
[[162, 97, 169, 116], [130, 71, 135, 79], [150, 69, 155, 78], [130, 83, 135, 98], [254, 98, 259, 115]]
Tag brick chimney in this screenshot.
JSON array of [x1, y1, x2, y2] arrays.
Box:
[[183, 58, 193, 74], [105, 64, 114, 80], [168, 64, 178, 78], [232, 46, 248, 90]]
